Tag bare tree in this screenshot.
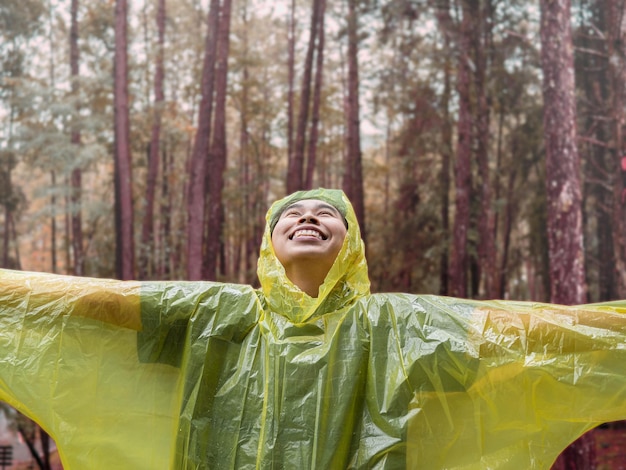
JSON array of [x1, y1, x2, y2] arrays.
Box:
[[305, 0, 326, 189], [70, 0, 84, 276], [113, 0, 135, 280], [288, 0, 321, 193], [449, 0, 474, 298], [139, 0, 166, 280], [433, 0, 454, 296], [541, 0, 590, 466], [606, 0, 626, 298], [186, 0, 220, 280], [203, 0, 233, 280], [343, 0, 365, 239]]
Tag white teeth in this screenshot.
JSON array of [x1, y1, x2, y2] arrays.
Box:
[[294, 229, 322, 239]]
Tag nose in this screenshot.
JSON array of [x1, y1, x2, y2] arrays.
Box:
[[298, 212, 319, 224]]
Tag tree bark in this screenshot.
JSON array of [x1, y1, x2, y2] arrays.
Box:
[[540, 0, 586, 305], [434, 0, 454, 296], [541, 0, 590, 466], [288, 0, 320, 193], [203, 0, 232, 281], [343, 0, 366, 239], [139, 0, 166, 280], [287, 0, 296, 184], [113, 0, 135, 280], [449, 0, 474, 298], [186, 0, 220, 280], [606, 0, 626, 298], [305, 0, 326, 189], [474, 0, 497, 299], [70, 0, 84, 276]]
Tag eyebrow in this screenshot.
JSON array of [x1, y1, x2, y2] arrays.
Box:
[[282, 202, 341, 216]]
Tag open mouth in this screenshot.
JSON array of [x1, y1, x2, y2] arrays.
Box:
[[289, 229, 328, 240]]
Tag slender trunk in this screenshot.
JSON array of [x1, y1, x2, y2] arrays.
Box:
[[305, 0, 326, 189], [140, 0, 166, 280], [287, 0, 296, 178], [499, 166, 516, 298], [113, 0, 135, 280], [607, 0, 626, 298], [343, 0, 365, 239], [474, 0, 497, 299], [50, 171, 57, 273], [541, 0, 590, 464], [288, 0, 320, 193], [70, 0, 84, 276], [48, 0, 58, 274], [186, 0, 220, 280], [203, 0, 232, 280], [434, 0, 454, 296], [540, 0, 586, 304], [450, 0, 474, 298], [239, 0, 253, 283], [159, 147, 172, 278], [3, 205, 9, 268]]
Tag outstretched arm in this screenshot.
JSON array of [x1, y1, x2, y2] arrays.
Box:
[[0, 268, 142, 330]]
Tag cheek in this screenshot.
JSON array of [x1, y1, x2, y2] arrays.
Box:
[[271, 232, 286, 263]]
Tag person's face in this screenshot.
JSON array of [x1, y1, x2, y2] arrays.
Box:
[[271, 199, 347, 272]]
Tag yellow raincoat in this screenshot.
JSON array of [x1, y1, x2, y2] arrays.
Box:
[[2, 188, 626, 469]]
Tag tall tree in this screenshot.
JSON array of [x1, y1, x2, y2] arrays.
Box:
[[287, 0, 321, 193], [474, 0, 497, 299], [540, 0, 586, 304], [449, 0, 474, 298], [186, 0, 220, 280], [434, 0, 454, 296], [70, 0, 84, 276], [113, 0, 135, 280], [203, 0, 233, 280], [287, 0, 297, 183], [540, 0, 590, 467], [139, 0, 166, 280], [343, 0, 366, 238], [606, 0, 626, 299], [305, 0, 326, 188]]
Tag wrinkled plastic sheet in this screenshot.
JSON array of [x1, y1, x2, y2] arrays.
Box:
[[2, 268, 626, 468]]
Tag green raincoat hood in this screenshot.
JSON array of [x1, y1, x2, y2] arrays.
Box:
[[257, 188, 370, 323]]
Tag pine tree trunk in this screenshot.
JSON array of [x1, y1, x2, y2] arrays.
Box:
[[343, 0, 365, 239], [139, 0, 166, 280], [434, 0, 453, 296], [287, 0, 296, 182], [186, 0, 220, 280], [288, 0, 320, 193], [305, 0, 326, 189], [450, 0, 474, 298], [159, 147, 171, 278], [606, 0, 626, 298], [113, 0, 135, 280], [540, 0, 586, 304], [474, 0, 498, 299], [203, 0, 232, 281], [69, 0, 84, 276], [541, 0, 591, 466]]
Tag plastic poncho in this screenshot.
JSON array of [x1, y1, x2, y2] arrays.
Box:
[[2, 188, 626, 469]]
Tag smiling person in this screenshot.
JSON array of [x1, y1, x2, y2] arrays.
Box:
[[2, 188, 626, 469], [271, 198, 348, 297]]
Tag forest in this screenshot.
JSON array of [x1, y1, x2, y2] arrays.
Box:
[[2, 0, 626, 467], [2, 0, 617, 305]]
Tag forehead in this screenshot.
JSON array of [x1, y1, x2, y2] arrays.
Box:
[[279, 199, 341, 217]]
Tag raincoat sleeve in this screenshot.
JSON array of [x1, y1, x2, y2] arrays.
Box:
[[392, 295, 626, 469], [0, 269, 180, 469]]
